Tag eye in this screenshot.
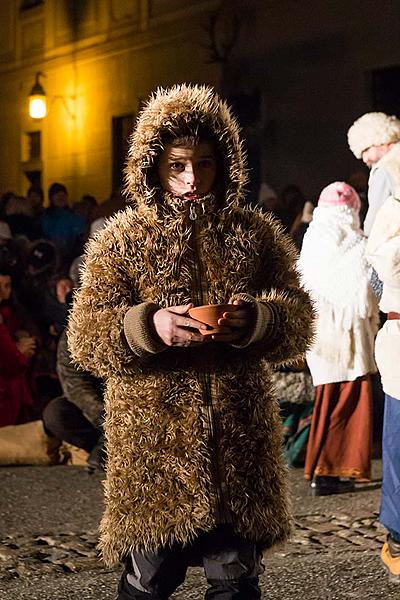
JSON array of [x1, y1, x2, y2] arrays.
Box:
[[198, 159, 215, 169], [169, 161, 185, 172]]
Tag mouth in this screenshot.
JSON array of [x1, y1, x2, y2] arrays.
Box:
[[183, 192, 201, 201]]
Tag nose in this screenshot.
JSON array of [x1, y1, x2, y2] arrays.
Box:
[[185, 164, 197, 187]]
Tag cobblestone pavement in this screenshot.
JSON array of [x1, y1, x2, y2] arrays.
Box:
[[0, 461, 397, 599], [0, 511, 388, 581]]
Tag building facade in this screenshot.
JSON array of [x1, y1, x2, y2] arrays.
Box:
[[2, 0, 400, 204], [0, 0, 220, 202]]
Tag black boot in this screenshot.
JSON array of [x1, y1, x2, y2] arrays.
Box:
[[310, 476, 355, 496], [205, 577, 261, 599]]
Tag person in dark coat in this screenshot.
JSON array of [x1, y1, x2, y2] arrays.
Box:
[[41, 183, 86, 266], [42, 326, 104, 471]]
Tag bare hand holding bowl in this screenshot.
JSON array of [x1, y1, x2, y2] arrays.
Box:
[[188, 303, 238, 336]]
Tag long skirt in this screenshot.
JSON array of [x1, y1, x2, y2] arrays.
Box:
[[380, 393, 400, 536], [304, 375, 372, 481]]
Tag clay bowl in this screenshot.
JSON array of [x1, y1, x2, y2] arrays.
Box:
[[188, 303, 236, 335]]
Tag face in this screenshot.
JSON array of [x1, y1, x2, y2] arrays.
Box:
[[0, 275, 12, 302], [157, 142, 217, 200], [56, 278, 74, 304], [361, 143, 395, 167], [50, 190, 68, 208]]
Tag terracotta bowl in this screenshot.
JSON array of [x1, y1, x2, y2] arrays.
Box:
[[188, 303, 236, 335]]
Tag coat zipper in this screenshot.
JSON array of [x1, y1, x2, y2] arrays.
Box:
[[189, 203, 228, 523]]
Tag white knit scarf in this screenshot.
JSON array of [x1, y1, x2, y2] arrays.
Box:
[[298, 205, 372, 332]]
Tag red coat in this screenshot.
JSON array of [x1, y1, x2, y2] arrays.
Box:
[[0, 305, 33, 427]]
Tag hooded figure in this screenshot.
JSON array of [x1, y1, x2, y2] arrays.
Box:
[[299, 182, 378, 496], [68, 85, 314, 598]]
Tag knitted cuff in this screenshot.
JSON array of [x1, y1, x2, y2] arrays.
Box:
[[230, 293, 279, 349], [123, 302, 166, 357]]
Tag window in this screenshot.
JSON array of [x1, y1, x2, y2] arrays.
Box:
[[24, 170, 42, 188], [21, 131, 41, 162], [28, 131, 41, 160]]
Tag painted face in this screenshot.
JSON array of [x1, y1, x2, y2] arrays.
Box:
[[0, 274, 12, 302], [361, 143, 394, 167], [157, 142, 217, 200]]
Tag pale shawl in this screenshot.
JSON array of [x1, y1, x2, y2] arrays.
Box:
[[298, 205, 378, 384]]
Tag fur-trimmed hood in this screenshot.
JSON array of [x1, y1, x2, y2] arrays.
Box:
[[124, 84, 248, 210]]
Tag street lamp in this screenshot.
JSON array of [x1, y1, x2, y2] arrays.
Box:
[[28, 72, 47, 119]]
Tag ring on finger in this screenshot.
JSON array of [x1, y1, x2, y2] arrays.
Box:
[[184, 319, 190, 327]]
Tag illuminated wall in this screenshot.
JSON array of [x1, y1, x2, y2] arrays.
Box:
[[0, 0, 220, 202]]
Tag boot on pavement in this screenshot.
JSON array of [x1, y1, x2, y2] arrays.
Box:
[[310, 475, 355, 496], [381, 535, 400, 583]]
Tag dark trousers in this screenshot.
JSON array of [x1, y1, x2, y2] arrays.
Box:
[[42, 396, 100, 453], [116, 525, 263, 600]]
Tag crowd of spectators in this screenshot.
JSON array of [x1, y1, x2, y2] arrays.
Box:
[[0, 182, 124, 435]]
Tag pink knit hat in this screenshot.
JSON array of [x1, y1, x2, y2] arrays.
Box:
[[318, 181, 361, 212]]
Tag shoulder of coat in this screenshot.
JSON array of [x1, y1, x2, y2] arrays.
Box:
[[228, 205, 286, 238]]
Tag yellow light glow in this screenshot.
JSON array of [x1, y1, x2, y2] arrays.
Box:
[[29, 95, 47, 119]]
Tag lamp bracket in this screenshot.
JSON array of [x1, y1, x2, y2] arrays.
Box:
[[52, 95, 77, 120]]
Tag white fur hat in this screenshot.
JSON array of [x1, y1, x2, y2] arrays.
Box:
[[347, 112, 400, 158]]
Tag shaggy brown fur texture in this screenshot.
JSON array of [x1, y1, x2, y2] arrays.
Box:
[[68, 84, 315, 566]]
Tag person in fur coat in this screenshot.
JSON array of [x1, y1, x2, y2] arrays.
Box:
[[68, 84, 314, 599]]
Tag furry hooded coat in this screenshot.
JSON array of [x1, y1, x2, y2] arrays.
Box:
[[68, 84, 314, 566]]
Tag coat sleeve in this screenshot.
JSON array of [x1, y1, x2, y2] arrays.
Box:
[[67, 227, 163, 379], [366, 197, 400, 313], [57, 330, 104, 425], [232, 215, 315, 367]]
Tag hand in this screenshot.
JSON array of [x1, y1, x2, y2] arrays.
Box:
[[152, 303, 208, 347], [211, 298, 253, 343], [16, 336, 36, 358]]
